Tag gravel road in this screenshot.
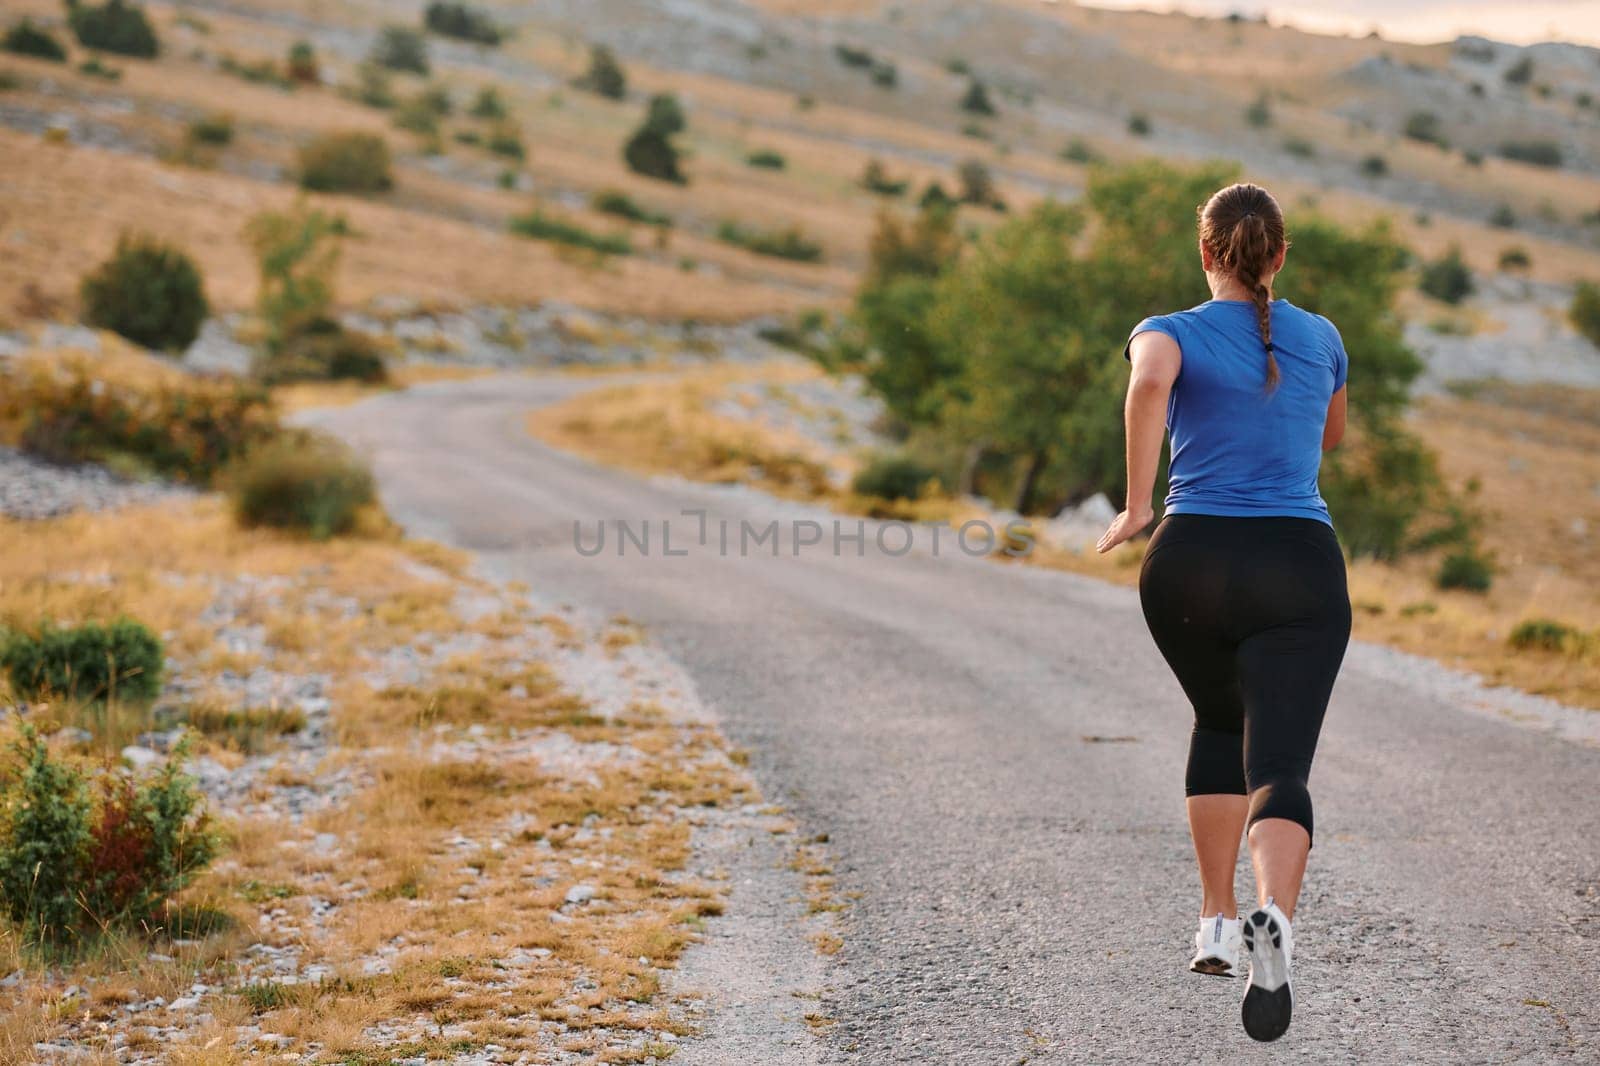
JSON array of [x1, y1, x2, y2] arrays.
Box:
[[308, 373, 1600, 1065]]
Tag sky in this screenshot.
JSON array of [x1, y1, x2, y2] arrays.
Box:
[[1074, 0, 1600, 48]]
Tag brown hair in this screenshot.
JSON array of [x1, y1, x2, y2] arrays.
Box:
[[1198, 183, 1288, 389]]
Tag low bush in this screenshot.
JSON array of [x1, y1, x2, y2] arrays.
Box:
[[229, 433, 376, 538], [1571, 281, 1600, 349], [423, 1, 503, 45], [1282, 137, 1316, 158], [486, 122, 524, 160], [219, 53, 290, 90], [286, 39, 317, 84], [834, 43, 874, 69], [1359, 154, 1388, 177], [1419, 246, 1473, 305], [1403, 111, 1446, 147], [1490, 203, 1517, 228], [1499, 139, 1563, 168], [78, 56, 119, 80], [469, 84, 507, 119], [1508, 618, 1581, 653], [369, 24, 428, 75], [186, 112, 233, 146], [1244, 93, 1271, 128], [716, 220, 823, 262], [1435, 546, 1493, 592], [959, 79, 995, 116], [298, 131, 393, 193], [254, 318, 388, 385], [1127, 113, 1151, 136], [350, 63, 395, 109], [509, 210, 631, 255], [1498, 246, 1531, 271], [0, 726, 218, 947], [852, 453, 938, 501], [4, 18, 67, 61], [746, 148, 785, 170], [79, 232, 209, 351], [590, 189, 671, 226], [1060, 138, 1103, 164], [861, 159, 908, 196], [0, 351, 277, 482], [67, 0, 158, 59], [623, 95, 687, 184], [0, 618, 163, 706]]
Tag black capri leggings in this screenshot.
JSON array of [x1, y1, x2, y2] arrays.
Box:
[[1138, 514, 1351, 844]]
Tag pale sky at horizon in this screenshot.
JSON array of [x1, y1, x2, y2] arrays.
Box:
[[1075, 0, 1600, 48]]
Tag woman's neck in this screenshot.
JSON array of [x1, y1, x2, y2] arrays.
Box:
[[1208, 275, 1272, 302]]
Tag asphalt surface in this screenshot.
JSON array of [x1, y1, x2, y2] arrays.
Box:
[[311, 373, 1600, 1064]]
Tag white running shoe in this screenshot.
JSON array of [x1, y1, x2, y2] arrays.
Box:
[[1240, 899, 1295, 1042], [1189, 913, 1243, 977]]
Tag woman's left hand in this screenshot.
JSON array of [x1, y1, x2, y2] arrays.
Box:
[[1096, 507, 1154, 554]]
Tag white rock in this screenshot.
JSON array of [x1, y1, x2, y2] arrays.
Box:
[[564, 884, 596, 905], [120, 745, 162, 771]]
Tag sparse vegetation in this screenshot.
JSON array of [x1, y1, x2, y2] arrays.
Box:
[[861, 159, 909, 196], [1283, 137, 1315, 158], [1436, 546, 1494, 592], [486, 122, 525, 159], [1360, 154, 1388, 177], [852, 453, 939, 501], [574, 42, 626, 99], [79, 233, 209, 352], [468, 84, 507, 119], [716, 220, 823, 263], [1498, 246, 1530, 271], [1490, 203, 1517, 229], [67, 0, 158, 59], [229, 433, 377, 538], [1571, 281, 1600, 349], [4, 19, 68, 62], [423, 1, 504, 46], [1498, 139, 1563, 169], [1503, 55, 1534, 86], [1061, 138, 1103, 164], [351, 62, 396, 109], [591, 189, 671, 227], [1508, 618, 1581, 653], [510, 209, 632, 256], [286, 39, 318, 84], [185, 112, 234, 146], [746, 148, 786, 170], [297, 131, 394, 194]]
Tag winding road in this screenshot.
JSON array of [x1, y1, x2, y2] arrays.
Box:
[[311, 372, 1600, 1065]]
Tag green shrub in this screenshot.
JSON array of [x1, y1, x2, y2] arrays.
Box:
[[861, 159, 908, 196], [871, 61, 897, 89], [1571, 281, 1600, 349], [959, 78, 995, 116], [716, 220, 823, 262], [957, 157, 1001, 209], [4, 18, 67, 61], [0, 618, 163, 706], [496, 167, 518, 190], [852, 453, 938, 500], [392, 93, 441, 136], [1282, 137, 1316, 158], [286, 39, 317, 84], [1498, 246, 1530, 271], [1060, 138, 1103, 164], [1403, 111, 1446, 146], [67, 0, 157, 58], [574, 43, 625, 99], [0, 726, 218, 947], [1499, 139, 1563, 168], [509, 210, 631, 255], [746, 148, 785, 170], [79, 233, 208, 351], [0, 354, 275, 482], [422, 1, 503, 45], [230, 434, 375, 538], [469, 84, 507, 119], [1359, 154, 1388, 177], [255, 318, 388, 385], [369, 24, 428, 75], [186, 112, 233, 146], [78, 56, 119, 79], [219, 53, 289, 89], [1419, 246, 1473, 305], [1127, 113, 1151, 136], [245, 203, 345, 348], [590, 189, 670, 226], [918, 180, 954, 211], [297, 131, 393, 193], [1503, 55, 1533, 85], [834, 43, 874, 69], [486, 122, 524, 159], [0, 69, 20, 91], [1244, 93, 1271, 128], [1508, 618, 1580, 652], [1436, 546, 1493, 592]]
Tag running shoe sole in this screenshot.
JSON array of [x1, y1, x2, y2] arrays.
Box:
[[1189, 954, 1236, 977], [1240, 908, 1293, 1042]]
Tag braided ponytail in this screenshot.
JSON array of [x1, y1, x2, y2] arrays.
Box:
[[1199, 183, 1287, 391]]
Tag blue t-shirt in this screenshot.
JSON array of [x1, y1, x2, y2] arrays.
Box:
[[1125, 298, 1348, 525]]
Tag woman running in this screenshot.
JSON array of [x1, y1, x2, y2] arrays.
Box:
[[1094, 182, 1352, 1042]]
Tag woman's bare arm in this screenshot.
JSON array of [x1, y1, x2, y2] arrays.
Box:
[[1322, 385, 1347, 451], [1097, 332, 1180, 553]]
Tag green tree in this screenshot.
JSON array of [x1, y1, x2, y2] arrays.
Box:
[[623, 93, 686, 183], [575, 43, 626, 99], [79, 233, 209, 351], [1571, 280, 1600, 349], [4, 18, 68, 61], [369, 24, 428, 74], [67, 0, 158, 58], [1418, 246, 1474, 305], [959, 78, 995, 116], [243, 204, 344, 350]]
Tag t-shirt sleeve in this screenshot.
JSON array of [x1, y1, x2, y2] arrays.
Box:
[[1326, 318, 1349, 391], [1124, 314, 1179, 362]]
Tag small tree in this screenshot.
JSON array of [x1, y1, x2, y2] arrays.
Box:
[[4, 19, 68, 61], [79, 233, 208, 351], [623, 93, 686, 183], [244, 204, 343, 349], [956, 158, 1001, 209], [575, 43, 626, 99], [1127, 113, 1151, 136], [1503, 55, 1533, 86], [286, 39, 318, 84], [1571, 281, 1600, 349], [1403, 111, 1446, 147], [959, 78, 995, 116], [1244, 92, 1271, 128], [1419, 246, 1473, 305], [422, 1, 503, 45], [469, 84, 507, 119], [67, 0, 158, 58], [369, 24, 428, 75]]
